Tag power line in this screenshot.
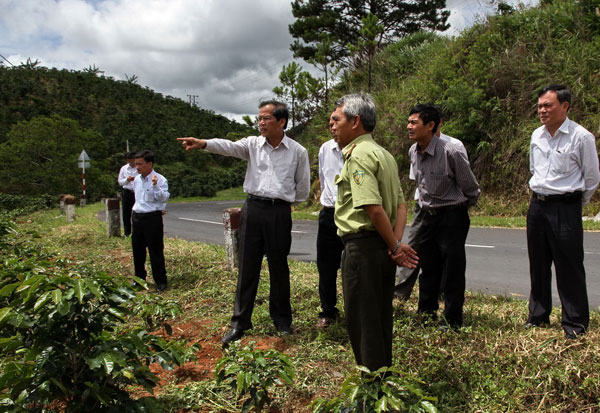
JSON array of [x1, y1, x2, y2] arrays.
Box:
[[0, 54, 15, 66]]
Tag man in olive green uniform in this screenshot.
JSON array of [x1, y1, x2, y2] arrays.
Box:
[[331, 94, 417, 371]]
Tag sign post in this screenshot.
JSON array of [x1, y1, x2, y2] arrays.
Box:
[[78, 150, 90, 207]]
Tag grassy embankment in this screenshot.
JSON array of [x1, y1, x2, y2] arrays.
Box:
[[12, 190, 600, 412]]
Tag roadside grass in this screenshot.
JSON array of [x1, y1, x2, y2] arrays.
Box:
[[13, 201, 600, 412]]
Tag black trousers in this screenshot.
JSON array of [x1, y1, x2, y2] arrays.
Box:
[[121, 189, 135, 236], [230, 198, 292, 331], [395, 203, 425, 297], [131, 211, 167, 286], [316, 207, 344, 318], [526, 196, 588, 335], [416, 205, 470, 327], [342, 232, 396, 371]]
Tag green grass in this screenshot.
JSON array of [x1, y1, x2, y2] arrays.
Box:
[[10, 200, 600, 412]]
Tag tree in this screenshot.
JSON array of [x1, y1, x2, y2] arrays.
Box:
[[348, 13, 384, 91], [272, 62, 304, 128], [289, 0, 450, 67], [0, 115, 111, 197], [308, 34, 339, 105]]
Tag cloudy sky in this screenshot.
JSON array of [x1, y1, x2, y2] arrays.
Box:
[[0, 0, 537, 122]]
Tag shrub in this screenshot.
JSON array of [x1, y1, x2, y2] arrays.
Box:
[[215, 343, 295, 413]]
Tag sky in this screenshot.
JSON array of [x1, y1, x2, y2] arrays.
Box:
[[0, 0, 538, 122]]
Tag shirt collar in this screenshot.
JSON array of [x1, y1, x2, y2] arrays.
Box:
[[342, 134, 372, 160], [542, 117, 570, 137], [421, 135, 440, 157], [259, 133, 290, 149]]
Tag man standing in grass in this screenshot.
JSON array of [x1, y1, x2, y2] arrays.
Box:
[[315, 113, 345, 329], [118, 151, 138, 237], [526, 84, 599, 339], [177, 101, 310, 345], [394, 105, 468, 301], [406, 103, 480, 330], [131, 150, 170, 292], [331, 93, 416, 371]]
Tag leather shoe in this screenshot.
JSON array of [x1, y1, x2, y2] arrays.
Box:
[[156, 283, 167, 292], [222, 328, 244, 345], [276, 325, 292, 335]]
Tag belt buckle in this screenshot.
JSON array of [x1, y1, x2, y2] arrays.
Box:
[[426, 208, 436, 216], [537, 193, 547, 201]]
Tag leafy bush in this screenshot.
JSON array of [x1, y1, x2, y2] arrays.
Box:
[[0, 219, 196, 411], [215, 343, 295, 412], [0, 194, 55, 215], [311, 366, 437, 413]]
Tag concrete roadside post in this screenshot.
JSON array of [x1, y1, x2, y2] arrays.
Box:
[[64, 195, 76, 222], [59, 194, 66, 214], [223, 208, 242, 271], [106, 198, 121, 237]]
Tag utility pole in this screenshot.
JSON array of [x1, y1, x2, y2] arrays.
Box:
[[187, 94, 199, 107]]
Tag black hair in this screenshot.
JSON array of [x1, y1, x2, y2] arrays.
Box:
[[409, 103, 441, 133], [259, 100, 289, 129], [135, 150, 154, 164], [538, 84, 571, 109]]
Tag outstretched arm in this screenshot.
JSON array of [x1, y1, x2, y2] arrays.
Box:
[[177, 137, 207, 150]]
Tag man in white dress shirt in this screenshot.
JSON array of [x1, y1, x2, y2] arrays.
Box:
[[316, 113, 345, 328], [131, 150, 170, 292], [394, 106, 468, 301], [178, 101, 310, 345], [526, 85, 599, 339], [118, 151, 139, 236]]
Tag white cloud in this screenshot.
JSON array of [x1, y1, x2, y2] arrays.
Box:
[[0, 0, 539, 120]]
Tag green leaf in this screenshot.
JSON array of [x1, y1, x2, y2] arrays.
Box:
[[0, 282, 19, 297], [0, 307, 14, 325], [51, 288, 62, 304], [101, 353, 115, 374], [33, 291, 51, 312], [84, 279, 103, 299], [74, 278, 86, 303]]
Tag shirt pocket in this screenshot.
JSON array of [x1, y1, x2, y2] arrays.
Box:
[[424, 173, 449, 199], [550, 151, 577, 175]]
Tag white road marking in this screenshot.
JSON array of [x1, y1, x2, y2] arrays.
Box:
[[179, 217, 310, 235], [178, 217, 222, 225], [466, 244, 495, 248]]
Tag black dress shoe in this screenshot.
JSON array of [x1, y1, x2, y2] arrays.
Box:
[[156, 283, 167, 292], [222, 328, 244, 344], [276, 325, 292, 335]]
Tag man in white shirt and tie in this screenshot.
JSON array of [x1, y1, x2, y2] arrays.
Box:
[[131, 150, 170, 292], [118, 151, 138, 236], [316, 113, 345, 328], [178, 101, 310, 345], [526, 84, 600, 339]]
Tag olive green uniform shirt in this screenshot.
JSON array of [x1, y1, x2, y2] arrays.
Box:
[[334, 134, 405, 237]]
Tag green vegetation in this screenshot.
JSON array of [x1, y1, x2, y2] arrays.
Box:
[[298, 0, 600, 212], [0, 211, 197, 411], [1, 202, 598, 412], [0, 62, 252, 200], [215, 343, 295, 412]]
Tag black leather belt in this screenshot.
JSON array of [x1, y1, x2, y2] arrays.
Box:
[[341, 230, 379, 244], [422, 202, 467, 216], [132, 210, 161, 217], [123, 188, 134, 193], [247, 194, 290, 206], [323, 206, 335, 213], [532, 191, 581, 203]]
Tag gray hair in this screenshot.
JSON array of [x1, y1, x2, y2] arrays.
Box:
[[334, 93, 376, 132]]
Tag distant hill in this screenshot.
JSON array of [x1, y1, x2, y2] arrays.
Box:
[[0, 64, 253, 199], [301, 0, 600, 203]]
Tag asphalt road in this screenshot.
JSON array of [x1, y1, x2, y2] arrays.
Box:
[[158, 200, 600, 310]]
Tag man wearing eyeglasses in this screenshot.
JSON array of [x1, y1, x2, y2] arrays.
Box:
[[178, 101, 310, 345]]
